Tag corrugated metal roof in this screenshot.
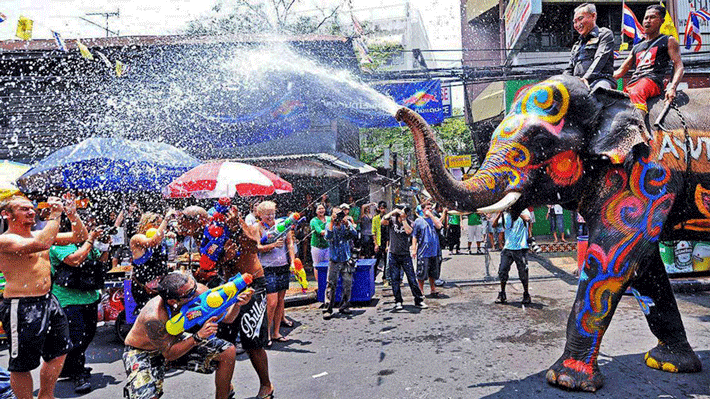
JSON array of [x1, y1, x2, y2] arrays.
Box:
[[0, 34, 350, 52], [232, 152, 377, 177]]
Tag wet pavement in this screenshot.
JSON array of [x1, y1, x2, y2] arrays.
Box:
[[3, 248, 710, 398]]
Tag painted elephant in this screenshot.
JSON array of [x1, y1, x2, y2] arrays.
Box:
[[396, 74, 710, 392]]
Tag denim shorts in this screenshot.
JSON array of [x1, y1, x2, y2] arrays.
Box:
[[264, 265, 290, 293]]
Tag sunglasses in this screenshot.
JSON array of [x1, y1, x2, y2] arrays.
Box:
[[177, 284, 198, 301]]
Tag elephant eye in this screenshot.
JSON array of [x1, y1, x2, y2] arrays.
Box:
[[531, 134, 555, 151]]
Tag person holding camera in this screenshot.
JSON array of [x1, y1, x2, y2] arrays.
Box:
[[381, 205, 427, 310], [322, 206, 358, 319], [49, 216, 111, 393]]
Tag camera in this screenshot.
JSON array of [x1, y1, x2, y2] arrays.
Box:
[[334, 210, 346, 222], [395, 204, 411, 214], [98, 225, 118, 238]]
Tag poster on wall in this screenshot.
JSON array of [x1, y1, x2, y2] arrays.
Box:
[[660, 241, 710, 274]]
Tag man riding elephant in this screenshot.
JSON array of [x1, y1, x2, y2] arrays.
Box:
[[397, 73, 710, 392], [614, 4, 684, 117]]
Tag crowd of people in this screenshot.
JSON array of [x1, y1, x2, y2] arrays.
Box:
[[0, 189, 530, 398], [0, 182, 595, 399]]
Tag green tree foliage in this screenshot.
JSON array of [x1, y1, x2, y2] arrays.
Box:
[[184, 0, 342, 36], [358, 42, 403, 71], [360, 110, 477, 168]]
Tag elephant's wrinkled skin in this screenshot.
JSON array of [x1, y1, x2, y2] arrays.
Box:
[[397, 74, 710, 392]]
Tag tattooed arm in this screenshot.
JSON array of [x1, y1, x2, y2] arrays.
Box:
[[148, 315, 221, 361], [145, 319, 194, 361]]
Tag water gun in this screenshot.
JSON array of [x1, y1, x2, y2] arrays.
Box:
[[165, 272, 253, 336], [260, 212, 306, 245], [199, 198, 234, 276], [291, 258, 308, 292]]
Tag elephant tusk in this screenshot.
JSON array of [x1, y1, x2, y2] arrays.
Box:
[[477, 192, 522, 213]]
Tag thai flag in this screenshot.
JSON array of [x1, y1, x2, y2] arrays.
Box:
[[622, 4, 645, 44], [613, 50, 620, 59], [684, 11, 702, 52], [696, 9, 710, 21], [0, 12, 6, 23]]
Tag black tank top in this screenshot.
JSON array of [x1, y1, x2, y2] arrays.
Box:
[[131, 244, 168, 284], [629, 35, 671, 88]]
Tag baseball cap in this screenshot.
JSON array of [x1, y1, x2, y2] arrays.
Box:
[[339, 203, 350, 210]]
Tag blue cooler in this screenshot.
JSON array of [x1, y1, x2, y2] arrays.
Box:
[[316, 259, 375, 303], [123, 279, 138, 324]]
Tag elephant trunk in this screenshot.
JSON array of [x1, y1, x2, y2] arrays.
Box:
[[396, 107, 510, 212]]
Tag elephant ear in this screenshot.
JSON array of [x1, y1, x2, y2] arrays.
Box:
[[587, 87, 650, 164]]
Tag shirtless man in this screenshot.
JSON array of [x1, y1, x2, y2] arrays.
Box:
[[179, 205, 274, 399], [0, 194, 88, 399], [123, 272, 252, 399]]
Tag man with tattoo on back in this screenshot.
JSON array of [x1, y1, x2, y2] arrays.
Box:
[[122, 272, 252, 399], [0, 194, 88, 399], [179, 204, 275, 399]]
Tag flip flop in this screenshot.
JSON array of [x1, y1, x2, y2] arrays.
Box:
[[280, 319, 294, 328], [272, 336, 289, 342], [257, 385, 275, 399]]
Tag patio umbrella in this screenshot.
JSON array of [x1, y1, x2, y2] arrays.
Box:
[[16, 137, 201, 193], [164, 161, 292, 198], [0, 160, 30, 200]]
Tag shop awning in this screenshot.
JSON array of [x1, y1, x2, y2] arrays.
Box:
[[470, 81, 505, 123], [231, 152, 378, 179], [466, 0, 498, 22]]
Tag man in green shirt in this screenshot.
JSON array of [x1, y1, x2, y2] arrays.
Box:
[[49, 226, 110, 394], [447, 212, 461, 255], [466, 213, 485, 254]]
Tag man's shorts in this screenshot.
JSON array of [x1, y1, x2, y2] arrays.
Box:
[[624, 77, 662, 113], [416, 256, 440, 281], [498, 249, 529, 280], [217, 277, 269, 350], [0, 293, 73, 372], [467, 225, 484, 243], [122, 334, 233, 399]]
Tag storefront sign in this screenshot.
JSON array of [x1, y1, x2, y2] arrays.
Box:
[[445, 155, 472, 169], [504, 0, 542, 59]]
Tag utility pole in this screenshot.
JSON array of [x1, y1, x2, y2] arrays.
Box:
[[80, 9, 120, 37]]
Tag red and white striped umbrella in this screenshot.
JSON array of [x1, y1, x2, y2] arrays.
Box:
[[164, 161, 292, 198]]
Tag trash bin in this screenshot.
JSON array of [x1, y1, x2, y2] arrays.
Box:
[[316, 259, 375, 303], [577, 235, 588, 272]]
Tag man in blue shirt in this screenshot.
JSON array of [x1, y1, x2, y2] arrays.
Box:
[[323, 206, 358, 319], [493, 209, 532, 305], [412, 202, 444, 298]]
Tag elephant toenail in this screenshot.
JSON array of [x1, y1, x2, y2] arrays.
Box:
[[558, 374, 576, 389], [545, 369, 558, 383]]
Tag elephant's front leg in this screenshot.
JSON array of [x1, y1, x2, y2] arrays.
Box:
[[546, 158, 677, 391], [632, 250, 702, 373], [545, 240, 635, 392]]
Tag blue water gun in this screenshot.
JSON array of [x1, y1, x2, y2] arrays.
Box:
[[165, 272, 253, 335], [260, 212, 306, 245]]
